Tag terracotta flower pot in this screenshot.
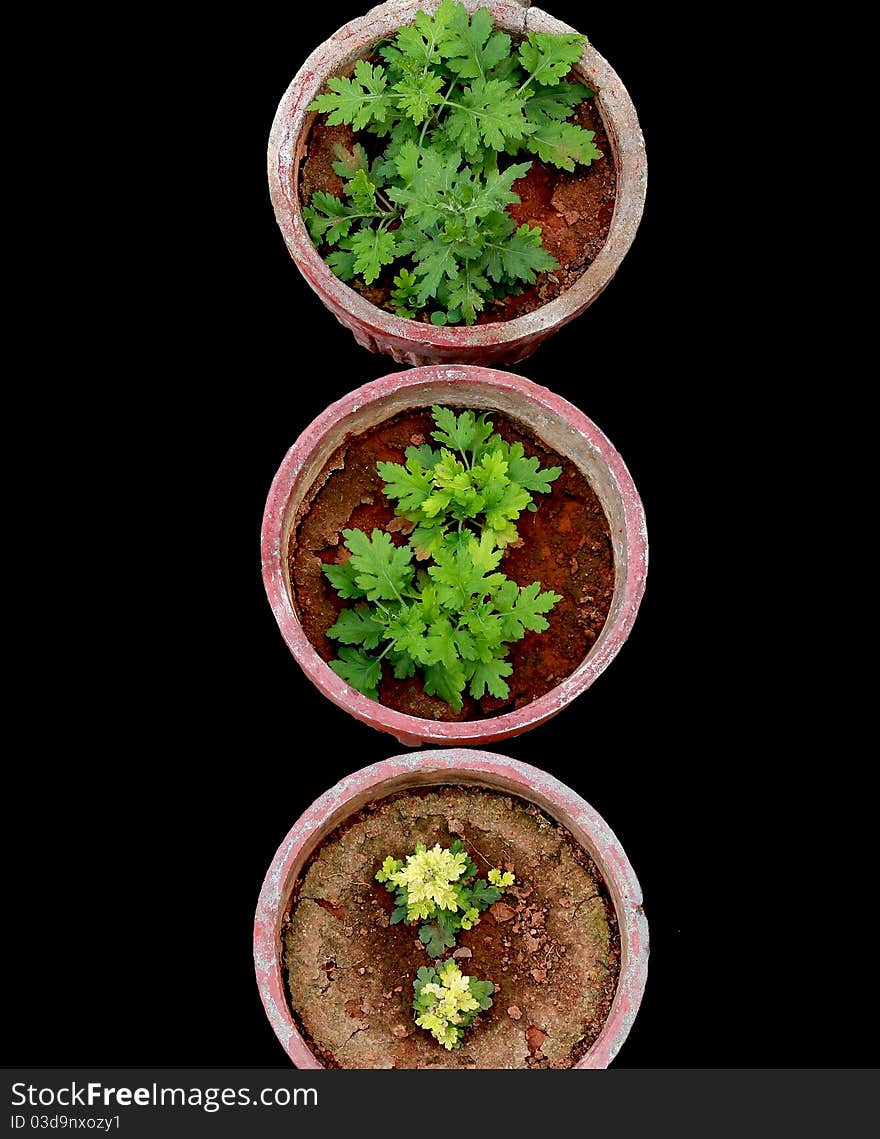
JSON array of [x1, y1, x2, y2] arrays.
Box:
[[254, 750, 648, 1068], [268, 0, 647, 366], [261, 364, 647, 747]]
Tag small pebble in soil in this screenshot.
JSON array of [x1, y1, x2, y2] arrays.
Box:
[[284, 786, 620, 1069]]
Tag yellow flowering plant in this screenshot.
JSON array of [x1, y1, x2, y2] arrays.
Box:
[[376, 839, 516, 956], [413, 960, 495, 1049]]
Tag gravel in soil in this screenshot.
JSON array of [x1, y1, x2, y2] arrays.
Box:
[[283, 786, 620, 1069]]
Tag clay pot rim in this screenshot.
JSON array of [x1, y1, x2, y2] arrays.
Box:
[[267, 0, 647, 352], [260, 364, 648, 746], [254, 750, 649, 1069]]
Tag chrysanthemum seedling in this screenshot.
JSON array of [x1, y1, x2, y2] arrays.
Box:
[[305, 1, 600, 324], [323, 405, 562, 711], [413, 959, 495, 1049], [376, 838, 516, 957]]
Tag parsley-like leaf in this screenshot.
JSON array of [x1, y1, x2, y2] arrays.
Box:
[[428, 541, 503, 609], [385, 603, 428, 659], [349, 227, 397, 284], [525, 81, 594, 124], [518, 31, 586, 87], [326, 607, 386, 650], [309, 60, 392, 130], [387, 0, 457, 68], [385, 650, 413, 680], [423, 661, 467, 711], [328, 646, 382, 699], [394, 69, 446, 124], [331, 141, 370, 179], [302, 191, 357, 244], [346, 169, 378, 211], [444, 5, 511, 81], [525, 121, 602, 171], [431, 405, 478, 453], [483, 222, 560, 284], [390, 267, 421, 315], [494, 579, 562, 639], [444, 78, 531, 153], [469, 977, 495, 1010], [322, 559, 366, 599], [467, 656, 513, 699], [468, 878, 500, 908], [326, 244, 357, 282], [410, 521, 449, 561], [503, 442, 562, 492], [419, 921, 457, 958], [343, 527, 414, 601], [377, 456, 433, 513]]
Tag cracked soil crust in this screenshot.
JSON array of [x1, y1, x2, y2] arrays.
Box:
[[283, 785, 620, 1068], [290, 407, 614, 721]]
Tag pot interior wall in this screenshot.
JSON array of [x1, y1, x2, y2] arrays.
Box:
[[282, 379, 630, 681], [273, 767, 633, 1061]]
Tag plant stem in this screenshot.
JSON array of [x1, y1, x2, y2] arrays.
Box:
[[421, 79, 458, 146]]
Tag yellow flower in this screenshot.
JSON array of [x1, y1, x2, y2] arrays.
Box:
[[392, 843, 468, 912], [460, 907, 480, 930], [438, 1023, 460, 1050], [375, 855, 404, 883], [488, 867, 515, 889], [406, 898, 435, 922], [413, 960, 485, 1050]]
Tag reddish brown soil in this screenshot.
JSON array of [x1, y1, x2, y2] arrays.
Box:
[[289, 407, 614, 721], [482, 98, 616, 322], [299, 97, 616, 323], [299, 120, 351, 203], [283, 786, 620, 1069]]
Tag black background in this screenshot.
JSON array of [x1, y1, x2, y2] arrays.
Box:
[[6, 3, 870, 1070]]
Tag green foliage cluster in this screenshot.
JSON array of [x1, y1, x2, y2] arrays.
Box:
[[413, 960, 494, 1049], [322, 406, 562, 712], [376, 838, 516, 957], [305, 1, 600, 324]]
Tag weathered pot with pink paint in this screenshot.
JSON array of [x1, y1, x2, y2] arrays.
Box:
[[254, 750, 649, 1068], [268, 0, 647, 366], [261, 364, 647, 748]]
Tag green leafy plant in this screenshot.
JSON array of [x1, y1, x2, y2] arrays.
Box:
[[376, 839, 516, 957], [305, 1, 600, 324], [323, 405, 562, 712], [413, 959, 495, 1049]]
